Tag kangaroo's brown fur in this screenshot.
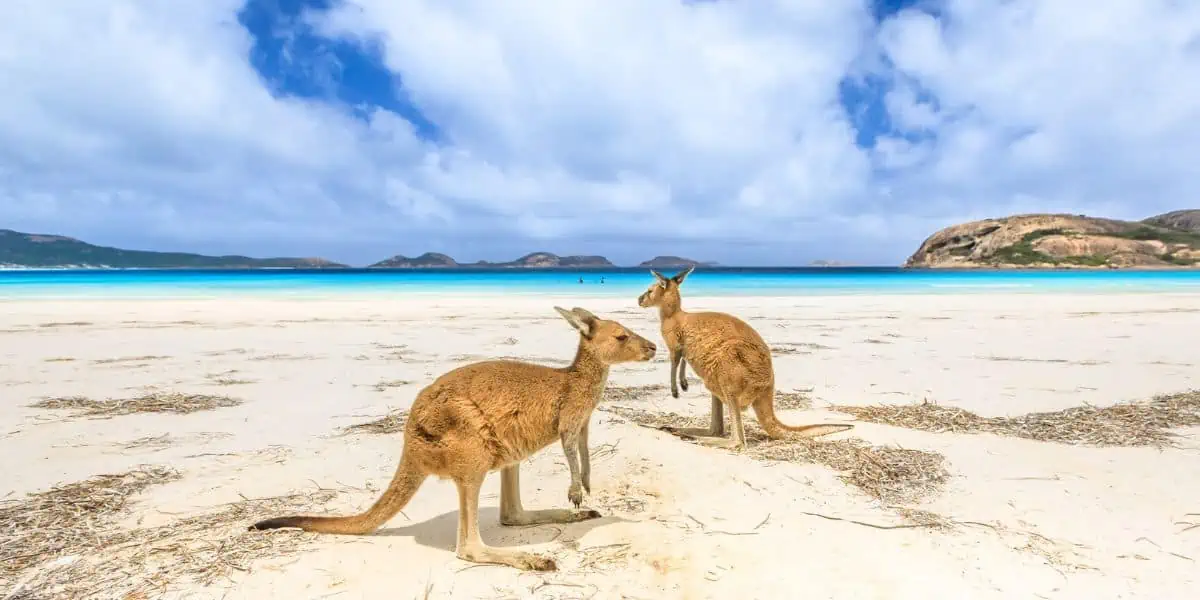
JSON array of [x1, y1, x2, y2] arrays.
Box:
[[249, 306, 657, 571], [637, 267, 852, 449]]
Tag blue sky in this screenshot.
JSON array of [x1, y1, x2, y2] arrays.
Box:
[[2, 0, 1198, 266]]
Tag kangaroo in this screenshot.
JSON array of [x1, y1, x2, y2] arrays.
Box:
[[637, 266, 853, 449], [249, 306, 657, 572]]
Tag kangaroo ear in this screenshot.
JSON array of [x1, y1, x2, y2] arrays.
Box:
[[554, 306, 593, 338], [651, 270, 668, 284], [570, 307, 598, 321], [672, 265, 695, 284]]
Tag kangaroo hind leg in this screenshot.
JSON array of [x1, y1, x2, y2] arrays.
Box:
[[692, 393, 744, 450], [498, 465, 600, 527], [695, 405, 745, 450], [453, 470, 557, 571]]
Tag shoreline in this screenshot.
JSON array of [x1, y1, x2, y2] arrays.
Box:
[[5, 267, 1199, 301], [3, 290, 1200, 314], [4, 286, 1200, 302], [3, 262, 1200, 271]]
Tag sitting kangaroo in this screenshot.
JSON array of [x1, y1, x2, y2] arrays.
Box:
[[637, 266, 852, 449], [249, 306, 657, 571]]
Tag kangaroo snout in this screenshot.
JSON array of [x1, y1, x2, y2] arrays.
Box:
[[643, 341, 657, 360]]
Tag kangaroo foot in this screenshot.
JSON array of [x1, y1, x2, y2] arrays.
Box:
[[457, 544, 557, 571], [692, 435, 745, 451], [500, 508, 602, 527]]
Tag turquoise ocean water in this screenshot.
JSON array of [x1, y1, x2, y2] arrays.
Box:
[[2, 268, 1200, 299]]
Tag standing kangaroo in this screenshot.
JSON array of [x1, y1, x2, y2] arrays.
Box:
[[249, 306, 657, 572], [637, 267, 852, 449]]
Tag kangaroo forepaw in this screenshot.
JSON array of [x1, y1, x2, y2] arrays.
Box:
[[680, 378, 689, 392], [568, 483, 584, 508]]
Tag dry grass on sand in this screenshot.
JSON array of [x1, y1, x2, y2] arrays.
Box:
[[371, 379, 413, 392], [91, 355, 170, 365], [748, 434, 947, 504], [773, 390, 813, 410], [0, 466, 347, 600], [203, 370, 256, 386], [118, 434, 176, 452], [599, 406, 947, 505], [602, 384, 666, 402], [341, 409, 409, 435], [832, 390, 1200, 447], [30, 391, 242, 418]]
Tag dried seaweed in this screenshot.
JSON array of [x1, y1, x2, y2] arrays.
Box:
[[832, 390, 1200, 447], [341, 409, 409, 435], [119, 435, 175, 451], [599, 405, 947, 504], [372, 379, 413, 392], [774, 390, 813, 410], [31, 392, 242, 418], [602, 384, 666, 403], [0, 466, 349, 600], [747, 436, 947, 504]]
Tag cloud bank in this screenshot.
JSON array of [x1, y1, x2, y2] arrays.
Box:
[[2, 0, 1198, 265]]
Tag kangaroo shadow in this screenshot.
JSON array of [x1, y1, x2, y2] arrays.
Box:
[[374, 506, 629, 552]]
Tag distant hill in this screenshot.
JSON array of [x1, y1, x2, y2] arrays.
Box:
[[638, 256, 716, 268], [494, 252, 613, 268], [369, 252, 458, 268], [1143, 209, 1200, 233], [904, 212, 1200, 269], [0, 229, 346, 269], [370, 251, 614, 268]]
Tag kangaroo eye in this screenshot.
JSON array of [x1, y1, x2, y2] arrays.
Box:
[[616, 334, 629, 342]]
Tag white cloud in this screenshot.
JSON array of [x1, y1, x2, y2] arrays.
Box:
[[1, 0, 1198, 265], [311, 0, 873, 237], [872, 0, 1200, 225], [0, 0, 378, 246], [884, 79, 940, 132]]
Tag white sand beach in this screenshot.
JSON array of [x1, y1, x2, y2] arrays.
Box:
[[2, 292, 1199, 599]]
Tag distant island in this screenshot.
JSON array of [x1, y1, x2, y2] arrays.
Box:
[[0, 229, 346, 269], [368, 252, 459, 268], [369, 252, 614, 269], [905, 210, 1200, 269], [0, 229, 721, 269], [637, 256, 717, 268]]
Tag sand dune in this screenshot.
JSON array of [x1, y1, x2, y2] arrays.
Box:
[[1, 292, 1198, 599]]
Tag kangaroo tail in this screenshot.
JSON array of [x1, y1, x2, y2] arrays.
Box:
[[752, 392, 854, 440], [249, 453, 426, 535]]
